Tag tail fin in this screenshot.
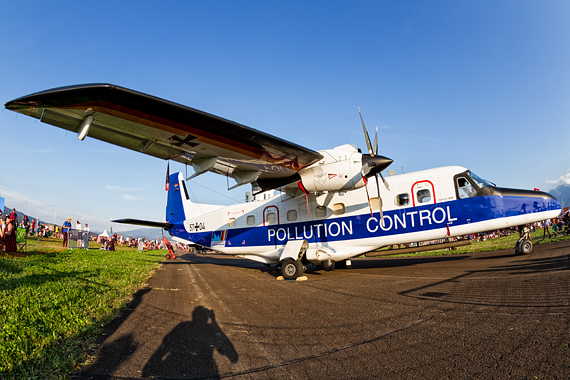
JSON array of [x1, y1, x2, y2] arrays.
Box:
[[166, 172, 224, 223]]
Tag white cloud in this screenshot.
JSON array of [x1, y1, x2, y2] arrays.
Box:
[[546, 170, 570, 186], [122, 194, 143, 201], [105, 185, 146, 192]]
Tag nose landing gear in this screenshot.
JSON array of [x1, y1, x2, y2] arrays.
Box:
[[515, 225, 533, 255]]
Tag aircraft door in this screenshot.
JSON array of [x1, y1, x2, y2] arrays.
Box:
[[264, 206, 279, 226], [412, 180, 436, 206]]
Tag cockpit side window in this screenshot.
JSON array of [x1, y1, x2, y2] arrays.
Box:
[[457, 177, 477, 199], [454, 171, 482, 199]]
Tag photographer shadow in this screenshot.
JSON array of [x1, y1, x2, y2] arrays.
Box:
[[142, 306, 238, 379]]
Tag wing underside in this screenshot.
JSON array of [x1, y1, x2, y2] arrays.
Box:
[[5, 84, 323, 189]]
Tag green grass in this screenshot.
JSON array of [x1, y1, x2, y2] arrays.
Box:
[[0, 238, 166, 379], [374, 228, 570, 257], [2, 231, 568, 378]]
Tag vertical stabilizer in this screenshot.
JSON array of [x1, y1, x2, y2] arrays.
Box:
[[166, 172, 224, 224], [166, 172, 189, 224]]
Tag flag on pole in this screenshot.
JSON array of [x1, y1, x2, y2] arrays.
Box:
[[165, 162, 170, 191]]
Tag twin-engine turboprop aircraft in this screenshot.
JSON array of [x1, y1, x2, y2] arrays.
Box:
[[5, 84, 561, 279]]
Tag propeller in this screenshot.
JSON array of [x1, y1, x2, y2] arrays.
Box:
[[358, 106, 393, 223]]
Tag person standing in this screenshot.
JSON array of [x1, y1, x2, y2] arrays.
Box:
[[543, 219, 552, 239], [62, 217, 72, 248], [0, 217, 6, 251], [3, 217, 17, 253], [22, 215, 30, 237], [83, 223, 90, 249], [76, 220, 82, 248], [9, 208, 17, 224]]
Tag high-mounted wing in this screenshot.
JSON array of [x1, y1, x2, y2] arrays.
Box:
[[5, 84, 323, 190]]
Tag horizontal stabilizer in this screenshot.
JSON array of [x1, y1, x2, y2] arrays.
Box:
[[112, 218, 174, 230]]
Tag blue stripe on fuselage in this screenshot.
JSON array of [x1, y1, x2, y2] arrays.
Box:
[[169, 195, 560, 248]]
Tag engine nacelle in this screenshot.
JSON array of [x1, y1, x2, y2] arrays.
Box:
[[298, 145, 366, 193]]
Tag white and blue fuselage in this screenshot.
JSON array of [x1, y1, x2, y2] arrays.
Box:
[[166, 166, 560, 265]]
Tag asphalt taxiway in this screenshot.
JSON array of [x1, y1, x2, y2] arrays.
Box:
[[80, 240, 570, 379]]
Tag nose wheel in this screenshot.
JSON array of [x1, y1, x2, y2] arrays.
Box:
[[515, 238, 533, 255], [515, 225, 533, 255]]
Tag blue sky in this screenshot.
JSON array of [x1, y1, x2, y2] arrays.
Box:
[[1, 1, 569, 233]]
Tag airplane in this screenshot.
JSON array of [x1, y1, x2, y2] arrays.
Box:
[[5, 84, 561, 279]]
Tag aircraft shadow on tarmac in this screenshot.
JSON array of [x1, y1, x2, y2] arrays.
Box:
[[398, 251, 570, 308], [179, 251, 475, 278], [178, 252, 287, 277]]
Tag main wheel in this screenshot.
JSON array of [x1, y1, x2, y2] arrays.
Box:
[[281, 258, 303, 279], [520, 239, 533, 255], [321, 259, 335, 271], [514, 240, 521, 255]]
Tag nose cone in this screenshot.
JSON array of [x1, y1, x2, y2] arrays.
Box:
[[361, 155, 393, 178], [480, 186, 561, 212]]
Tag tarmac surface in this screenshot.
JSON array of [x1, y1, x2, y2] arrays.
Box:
[[79, 240, 570, 379]]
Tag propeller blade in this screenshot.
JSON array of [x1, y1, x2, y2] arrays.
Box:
[[358, 105, 375, 155], [360, 161, 372, 178], [375, 173, 384, 226], [373, 127, 378, 156], [379, 172, 390, 191], [362, 175, 373, 216]]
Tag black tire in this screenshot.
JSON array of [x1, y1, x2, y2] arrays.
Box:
[[335, 260, 347, 269], [321, 259, 335, 271], [520, 239, 533, 255], [281, 258, 303, 279]]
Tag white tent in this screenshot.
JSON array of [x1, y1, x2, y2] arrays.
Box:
[[99, 230, 110, 238]]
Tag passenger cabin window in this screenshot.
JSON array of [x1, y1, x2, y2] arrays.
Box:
[[247, 215, 255, 226], [416, 189, 432, 204], [315, 206, 327, 218], [332, 203, 345, 215], [369, 197, 381, 211], [396, 193, 410, 206], [457, 177, 477, 199], [228, 218, 236, 228], [266, 212, 276, 225], [287, 210, 297, 221]]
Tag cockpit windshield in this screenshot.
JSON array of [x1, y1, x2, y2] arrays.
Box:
[[468, 171, 492, 189]]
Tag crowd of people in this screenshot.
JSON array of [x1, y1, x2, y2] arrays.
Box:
[[0, 208, 183, 253], [95, 234, 189, 252]]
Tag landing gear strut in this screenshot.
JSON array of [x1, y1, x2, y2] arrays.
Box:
[[515, 225, 533, 255]]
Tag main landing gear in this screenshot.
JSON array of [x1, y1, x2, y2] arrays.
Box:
[[281, 258, 304, 280], [280, 258, 347, 280], [514, 225, 533, 255]]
